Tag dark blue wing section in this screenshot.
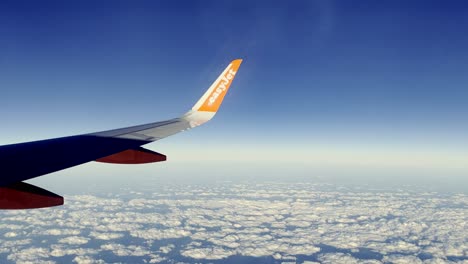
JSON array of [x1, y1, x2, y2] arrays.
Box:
[[0, 135, 150, 187]]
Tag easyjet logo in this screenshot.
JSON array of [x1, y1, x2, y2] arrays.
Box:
[[207, 67, 237, 106]]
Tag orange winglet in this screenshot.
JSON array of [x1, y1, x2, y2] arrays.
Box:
[[197, 59, 242, 112]]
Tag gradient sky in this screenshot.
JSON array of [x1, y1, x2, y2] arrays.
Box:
[[1, 0, 468, 191]]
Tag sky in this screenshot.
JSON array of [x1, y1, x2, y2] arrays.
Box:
[[1, 0, 468, 190]]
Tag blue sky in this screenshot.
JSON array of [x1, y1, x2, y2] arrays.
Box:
[[1, 0, 468, 189]]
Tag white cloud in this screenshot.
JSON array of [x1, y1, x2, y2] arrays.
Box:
[[7, 247, 52, 263], [4, 232, 18, 238], [180, 246, 235, 260], [158, 244, 175, 254], [0, 246, 8, 254], [0, 224, 23, 230], [58, 236, 90, 245], [148, 254, 167, 263], [423, 258, 457, 264], [444, 243, 466, 257], [49, 244, 99, 257], [130, 228, 191, 240], [0, 238, 32, 249], [377, 240, 420, 254], [318, 252, 382, 264], [100, 243, 151, 257], [89, 231, 124, 240], [72, 256, 105, 264], [382, 254, 423, 264], [40, 229, 81, 236]]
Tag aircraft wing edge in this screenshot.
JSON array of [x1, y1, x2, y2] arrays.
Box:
[[0, 59, 242, 189], [92, 59, 242, 142]]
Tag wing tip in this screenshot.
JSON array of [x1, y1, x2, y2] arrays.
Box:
[[192, 59, 242, 113]]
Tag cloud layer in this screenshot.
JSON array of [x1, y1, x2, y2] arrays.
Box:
[[0, 183, 466, 263]]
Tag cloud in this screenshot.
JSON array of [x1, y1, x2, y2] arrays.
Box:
[[0, 224, 23, 230], [4, 232, 18, 238], [39, 229, 81, 236], [0, 182, 466, 263], [422, 258, 458, 264], [58, 236, 90, 245], [100, 243, 151, 257], [72, 256, 105, 264], [0, 238, 32, 248], [49, 244, 99, 258], [158, 244, 175, 254], [180, 247, 235, 260], [130, 228, 191, 240], [7, 247, 52, 263], [148, 254, 167, 263], [382, 254, 423, 264], [88, 231, 124, 240], [318, 252, 382, 264]]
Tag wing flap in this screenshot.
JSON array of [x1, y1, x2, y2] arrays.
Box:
[[96, 147, 166, 164], [0, 182, 63, 209]]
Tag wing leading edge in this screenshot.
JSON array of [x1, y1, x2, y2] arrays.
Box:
[[0, 59, 242, 188]]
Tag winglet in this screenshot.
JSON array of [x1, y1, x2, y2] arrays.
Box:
[[191, 59, 242, 113]]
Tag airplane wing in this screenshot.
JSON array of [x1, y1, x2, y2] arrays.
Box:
[[0, 59, 242, 194]]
